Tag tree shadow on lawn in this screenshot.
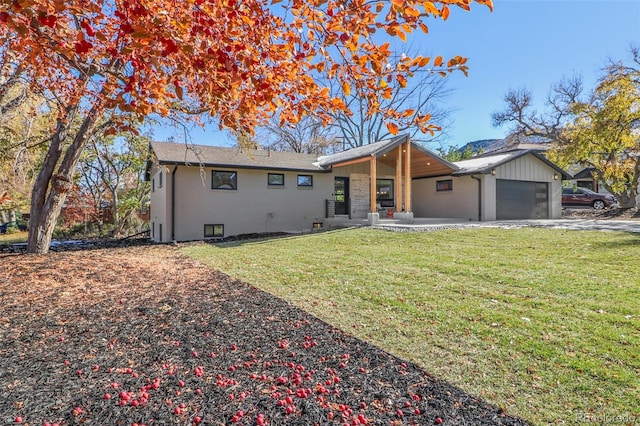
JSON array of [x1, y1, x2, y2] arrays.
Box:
[[0, 246, 529, 425], [586, 232, 640, 248]]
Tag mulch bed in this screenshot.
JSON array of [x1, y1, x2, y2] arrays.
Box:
[[0, 246, 528, 426], [562, 207, 640, 220]]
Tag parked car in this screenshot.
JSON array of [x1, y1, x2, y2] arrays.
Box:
[[562, 187, 617, 210]]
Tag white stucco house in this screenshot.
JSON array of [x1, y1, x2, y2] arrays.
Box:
[[146, 135, 570, 242]]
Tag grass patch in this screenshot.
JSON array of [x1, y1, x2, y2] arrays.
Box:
[[183, 227, 640, 424], [0, 230, 27, 245]]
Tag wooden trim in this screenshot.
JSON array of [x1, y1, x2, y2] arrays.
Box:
[[395, 145, 402, 211], [370, 155, 377, 213], [331, 156, 371, 168], [404, 141, 412, 212]]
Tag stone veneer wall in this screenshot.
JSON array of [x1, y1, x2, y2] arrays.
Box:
[[349, 173, 370, 219]]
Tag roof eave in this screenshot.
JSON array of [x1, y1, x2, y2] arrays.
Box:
[[156, 160, 329, 173]]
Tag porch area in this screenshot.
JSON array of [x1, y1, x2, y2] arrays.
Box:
[[316, 134, 457, 225]]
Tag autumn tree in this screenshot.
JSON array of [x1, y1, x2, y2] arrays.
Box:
[[77, 132, 150, 236], [1, 0, 492, 253], [0, 60, 51, 221], [492, 47, 640, 208], [262, 115, 341, 154], [324, 48, 454, 148]]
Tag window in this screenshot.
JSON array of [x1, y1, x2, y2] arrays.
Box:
[[152, 177, 155, 192], [204, 224, 224, 238], [158, 171, 163, 188], [436, 179, 453, 191], [268, 173, 284, 186], [376, 179, 394, 200], [297, 174, 313, 187], [212, 170, 237, 190]]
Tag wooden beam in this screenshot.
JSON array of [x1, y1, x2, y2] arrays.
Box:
[[331, 156, 370, 169], [395, 145, 402, 211], [370, 155, 377, 213], [404, 141, 412, 212]]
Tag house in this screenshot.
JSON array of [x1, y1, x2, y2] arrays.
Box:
[[566, 166, 600, 192], [147, 135, 570, 242]]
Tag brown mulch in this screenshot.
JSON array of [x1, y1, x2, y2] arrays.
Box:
[[0, 246, 528, 426]]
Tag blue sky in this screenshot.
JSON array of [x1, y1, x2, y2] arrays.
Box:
[[152, 0, 640, 149]]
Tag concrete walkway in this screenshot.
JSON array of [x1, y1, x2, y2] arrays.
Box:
[[372, 218, 640, 234]]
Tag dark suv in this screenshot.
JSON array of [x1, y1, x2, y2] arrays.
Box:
[[562, 187, 617, 210]]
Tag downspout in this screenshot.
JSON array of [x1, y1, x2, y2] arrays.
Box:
[[171, 165, 178, 241], [470, 175, 482, 221]]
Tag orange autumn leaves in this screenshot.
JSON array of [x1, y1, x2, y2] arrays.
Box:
[[0, 0, 492, 136]]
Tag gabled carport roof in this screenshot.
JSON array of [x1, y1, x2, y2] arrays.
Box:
[[452, 149, 572, 179], [315, 134, 458, 178]]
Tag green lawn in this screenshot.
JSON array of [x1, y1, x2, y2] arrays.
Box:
[[183, 227, 640, 424], [0, 230, 27, 245]]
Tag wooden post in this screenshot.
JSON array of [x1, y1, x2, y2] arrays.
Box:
[[395, 145, 403, 211], [404, 141, 412, 212], [370, 155, 377, 213]]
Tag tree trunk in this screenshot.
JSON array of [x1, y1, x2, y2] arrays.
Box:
[[27, 101, 103, 254], [617, 191, 638, 209], [111, 189, 120, 236], [27, 117, 69, 253]]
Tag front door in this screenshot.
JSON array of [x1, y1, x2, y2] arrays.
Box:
[[334, 177, 350, 215]]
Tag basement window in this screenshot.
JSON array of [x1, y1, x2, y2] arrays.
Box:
[[204, 224, 224, 238], [436, 179, 453, 192]]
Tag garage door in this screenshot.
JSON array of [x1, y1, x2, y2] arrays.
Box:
[[496, 179, 549, 220]]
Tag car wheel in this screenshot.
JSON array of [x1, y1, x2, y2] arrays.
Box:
[[592, 200, 606, 210]]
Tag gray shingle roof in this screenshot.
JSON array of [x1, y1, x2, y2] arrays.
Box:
[[150, 141, 327, 172], [452, 149, 572, 179]]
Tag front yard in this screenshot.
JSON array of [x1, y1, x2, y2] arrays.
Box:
[[183, 227, 640, 424]]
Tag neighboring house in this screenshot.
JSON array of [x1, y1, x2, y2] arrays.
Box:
[[566, 166, 601, 192], [147, 135, 570, 242]]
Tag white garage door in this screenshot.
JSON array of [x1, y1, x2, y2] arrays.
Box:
[[496, 179, 549, 220]]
